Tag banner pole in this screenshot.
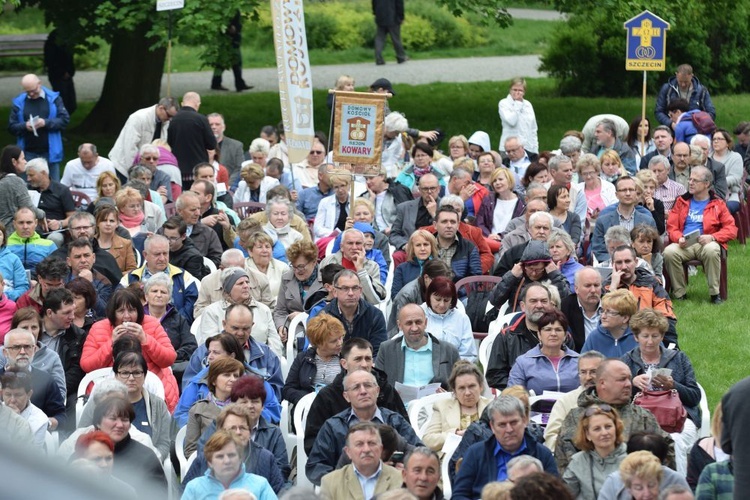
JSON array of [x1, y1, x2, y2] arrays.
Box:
[[641, 70, 647, 157], [166, 10, 173, 97]]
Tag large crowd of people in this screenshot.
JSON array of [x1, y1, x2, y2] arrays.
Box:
[[1, 65, 748, 500]]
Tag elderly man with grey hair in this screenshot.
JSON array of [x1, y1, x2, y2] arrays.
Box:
[[137, 143, 173, 204], [61, 143, 116, 201], [120, 233, 200, 322], [452, 395, 558, 499], [649, 154, 686, 212], [382, 111, 409, 177], [307, 369, 422, 486], [321, 229, 386, 303], [24, 157, 74, 246], [560, 135, 583, 168], [194, 248, 274, 317], [580, 114, 630, 154], [590, 118, 637, 174], [689, 135, 728, 199], [446, 168, 489, 220], [108, 97, 179, 178]]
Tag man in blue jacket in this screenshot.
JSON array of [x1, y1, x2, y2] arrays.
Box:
[[452, 395, 557, 499], [8, 74, 70, 181], [433, 206, 482, 282], [591, 176, 656, 263], [655, 64, 716, 127]]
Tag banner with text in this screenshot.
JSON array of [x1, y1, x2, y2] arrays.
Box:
[[271, 0, 314, 164], [331, 91, 387, 175]]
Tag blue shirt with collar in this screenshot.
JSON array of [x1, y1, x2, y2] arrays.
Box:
[[401, 335, 434, 386], [494, 437, 528, 481], [297, 185, 332, 220], [354, 461, 383, 500]]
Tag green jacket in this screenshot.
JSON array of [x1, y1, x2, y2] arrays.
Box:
[[554, 386, 675, 474]]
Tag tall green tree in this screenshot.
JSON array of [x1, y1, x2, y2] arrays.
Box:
[[540, 0, 750, 97]]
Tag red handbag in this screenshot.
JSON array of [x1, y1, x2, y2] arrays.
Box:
[[634, 389, 687, 433]]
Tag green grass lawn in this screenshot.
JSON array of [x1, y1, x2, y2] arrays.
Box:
[[2, 78, 747, 408]]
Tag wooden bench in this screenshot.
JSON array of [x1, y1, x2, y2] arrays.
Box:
[[0, 34, 48, 58]]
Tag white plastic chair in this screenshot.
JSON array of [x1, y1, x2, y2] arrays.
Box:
[[478, 330, 502, 377], [698, 382, 711, 438], [76, 368, 166, 426], [174, 425, 188, 474], [45, 431, 59, 455], [279, 400, 296, 462], [441, 433, 461, 499], [287, 312, 308, 361], [279, 356, 290, 381], [203, 257, 217, 274], [190, 315, 202, 339], [407, 392, 453, 438], [293, 392, 317, 489], [324, 238, 335, 257]]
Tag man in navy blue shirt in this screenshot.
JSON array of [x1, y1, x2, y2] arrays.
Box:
[[452, 395, 557, 499]]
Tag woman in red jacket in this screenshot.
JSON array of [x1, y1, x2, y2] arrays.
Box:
[[81, 288, 179, 412]]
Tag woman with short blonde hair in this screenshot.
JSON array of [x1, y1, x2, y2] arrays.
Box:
[[392, 230, 438, 297]]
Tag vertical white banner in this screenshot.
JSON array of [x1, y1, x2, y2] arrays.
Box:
[[271, 0, 314, 164]]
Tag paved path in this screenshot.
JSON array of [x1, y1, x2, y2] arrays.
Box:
[[0, 8, 562, 103]]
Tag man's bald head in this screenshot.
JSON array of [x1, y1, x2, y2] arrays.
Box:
[[182, 92, 201, 109], [21, 74, 41, 90], [398, 303, 425, 322]]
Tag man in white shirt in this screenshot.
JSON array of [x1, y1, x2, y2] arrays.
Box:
[[1, 367, 48, 448], [60, 143, 115, 201]]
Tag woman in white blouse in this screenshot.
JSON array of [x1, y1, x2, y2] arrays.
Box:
[[498, 78, 539, 154]]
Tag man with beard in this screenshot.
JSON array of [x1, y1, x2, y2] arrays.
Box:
[[486, 283, 573, 390], [605, 245, 678, 347]]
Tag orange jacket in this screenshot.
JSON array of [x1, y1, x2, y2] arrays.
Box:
[[82, 315, 179, 412], [667, 193, 737, 249]]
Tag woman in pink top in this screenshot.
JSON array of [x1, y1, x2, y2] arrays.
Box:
[[576, 153, 617, 223]]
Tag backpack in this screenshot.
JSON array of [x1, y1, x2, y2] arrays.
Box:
[[690, 111, 716, 135]]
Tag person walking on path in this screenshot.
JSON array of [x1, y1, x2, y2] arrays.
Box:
[[372, 0, 408, 65]]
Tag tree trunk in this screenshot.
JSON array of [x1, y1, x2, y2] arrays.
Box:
[[76, 25, 166, 135]]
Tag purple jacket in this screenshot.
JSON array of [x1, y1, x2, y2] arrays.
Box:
[[507, 345, 580, 395], [476, 193, 526, 237]]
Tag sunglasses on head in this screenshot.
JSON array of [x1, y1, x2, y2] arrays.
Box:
[[584, 404, 613, 418]]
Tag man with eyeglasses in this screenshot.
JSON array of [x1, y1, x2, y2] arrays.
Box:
[[322, 269, 386, 357], [688, 135, 728, 200], [174, 190, 223, 267], [49, 211, 124, 287], [389, 173, 441, 261], [182, 303, 284, 408], [108, 97, 179, 180], [0, 328, 66, 432], [8, 73, 70, 181], [544, 350, 606, 451], [591, 176, 657, 263], [495, 207, 554, 276], [61, 143, 116, 201], [591, 118, 637, 175], [663, 165, 736, 305], [0, 368, 47, 448], [502, 136, 538, 189], [306, 369, 423, 486], [291, 138, 328, 189], [555, 359, 674, 475], [136, 144, 173, 204], [304, 337, 408, 456], [320, 229, 387, 304], [375, 303, 459, 390]]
